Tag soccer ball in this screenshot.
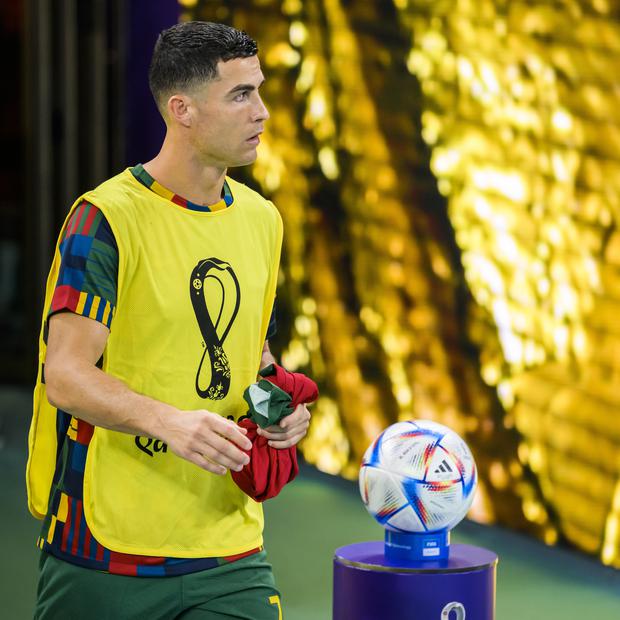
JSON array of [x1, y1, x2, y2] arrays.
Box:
[[359, 420, 477, 533]]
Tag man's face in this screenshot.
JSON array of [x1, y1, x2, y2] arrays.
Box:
[[187, 55, 269, 168]]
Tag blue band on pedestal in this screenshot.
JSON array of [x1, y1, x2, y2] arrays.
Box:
[[384, 529, 450, 563]]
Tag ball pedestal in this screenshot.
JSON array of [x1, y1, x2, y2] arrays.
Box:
[[333, 541, 497, 620]]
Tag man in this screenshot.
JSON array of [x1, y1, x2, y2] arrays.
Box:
[[27, 21, 309, 619]]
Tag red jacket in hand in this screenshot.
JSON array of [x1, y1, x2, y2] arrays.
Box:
[[231, 364, 318, 502]]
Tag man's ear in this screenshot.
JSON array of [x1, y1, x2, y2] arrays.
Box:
[[166, 94, 192, 128]]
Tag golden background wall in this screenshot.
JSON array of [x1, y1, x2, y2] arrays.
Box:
[[183, 0, 620, 567]]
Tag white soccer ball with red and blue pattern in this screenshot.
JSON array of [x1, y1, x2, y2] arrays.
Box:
[[359, 420, 477, 533]]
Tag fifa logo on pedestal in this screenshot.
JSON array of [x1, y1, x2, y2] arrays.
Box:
[[441, 601, 466, 619]]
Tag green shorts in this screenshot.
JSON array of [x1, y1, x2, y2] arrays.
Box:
[[34, 551, 282, 620]]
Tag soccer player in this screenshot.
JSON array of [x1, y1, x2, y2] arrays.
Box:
[[27, 21, 309, 619]]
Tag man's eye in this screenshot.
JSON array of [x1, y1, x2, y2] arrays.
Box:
[[234, 91, 249, 102]]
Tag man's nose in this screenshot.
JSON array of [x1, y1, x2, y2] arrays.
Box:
[[253, 94, 269, 122]]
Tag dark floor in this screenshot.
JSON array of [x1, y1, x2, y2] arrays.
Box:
[[2, 387, 620, 619]]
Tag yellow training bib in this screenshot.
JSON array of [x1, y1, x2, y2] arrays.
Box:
[[27, 169, 283, 557]]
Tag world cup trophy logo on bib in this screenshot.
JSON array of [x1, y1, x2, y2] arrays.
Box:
[[190, 258, 240, 400]]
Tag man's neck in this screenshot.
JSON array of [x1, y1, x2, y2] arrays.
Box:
[[143, 138, 227, 207]]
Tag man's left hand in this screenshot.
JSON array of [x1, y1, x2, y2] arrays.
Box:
[[256, 403, 311, 449]]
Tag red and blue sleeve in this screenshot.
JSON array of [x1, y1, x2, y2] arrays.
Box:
[[49, 200, 118, 329]]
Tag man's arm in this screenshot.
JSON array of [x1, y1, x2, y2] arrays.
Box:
[[259, 339, 278, 370], [44, 312, 252, 475], [256, 340, 311, 449]]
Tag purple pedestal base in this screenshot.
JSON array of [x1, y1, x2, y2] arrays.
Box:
[[333, 542, 497, 620]]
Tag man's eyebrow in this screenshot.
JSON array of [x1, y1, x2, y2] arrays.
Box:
[[227, 79, 265, 95]]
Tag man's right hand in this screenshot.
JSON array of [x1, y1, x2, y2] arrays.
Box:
[[163, 410, 252, 475], [45, 312, 252, 477]]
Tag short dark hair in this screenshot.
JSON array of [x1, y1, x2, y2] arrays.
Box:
[[149, 21, 258, 109]]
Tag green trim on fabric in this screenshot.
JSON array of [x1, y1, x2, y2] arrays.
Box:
[[243, 380, 292, 428]]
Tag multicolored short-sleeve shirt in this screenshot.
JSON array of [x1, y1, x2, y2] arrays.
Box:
[[38, 165, 275, 576]]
